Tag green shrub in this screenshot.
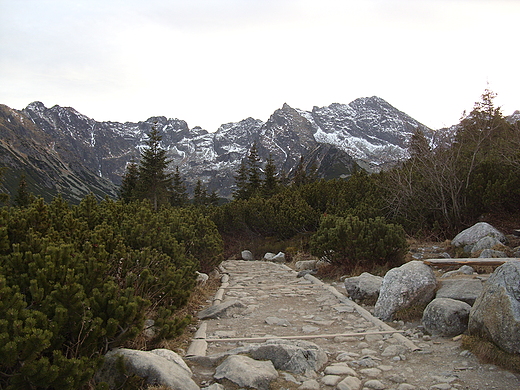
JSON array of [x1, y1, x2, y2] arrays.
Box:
[[211, 191, 319, 240], [0, 194, 224, 389], [310, 214, 407, 270]]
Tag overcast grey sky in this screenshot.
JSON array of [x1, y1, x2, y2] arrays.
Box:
[[0, 0, 518, 131]]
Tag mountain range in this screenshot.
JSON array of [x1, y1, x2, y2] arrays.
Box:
[[0, 96, 449, 202]]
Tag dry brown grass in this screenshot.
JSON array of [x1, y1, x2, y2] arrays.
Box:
[[462, 335, 520, 373], [392, 303, 429, 322], [157, 276, 221, 352], [123, 275, 221, 353]]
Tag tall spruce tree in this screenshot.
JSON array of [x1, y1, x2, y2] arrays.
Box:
[[170, 166, 189, 207], [246, 142, 262, 197], [13, 173, 33, 207], [208, 190, 220, 206], [262, 154, 279, 198], [136, 125, 173, 211], [233, 160, 249, 200], [193, 179, 208, 206], [119, 161, 139, 203], [292, 155, 307, 187]]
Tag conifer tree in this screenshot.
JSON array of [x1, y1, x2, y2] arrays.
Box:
[[233, 160, 249, 200], [246, 142, 262, 197], [13, 173, 33, 207], [208, 190, 220, 206], [119, 161, 139, 203], [170, 166, 189, 207], [193, 180, 208, 206], [292, 155, 308, 187], [292, 155, 317, 187], [262, 154, 279, 198], [136, 125, 173, 211]]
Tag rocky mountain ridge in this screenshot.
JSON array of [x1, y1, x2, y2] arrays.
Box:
[[0, 96, 450, 201]]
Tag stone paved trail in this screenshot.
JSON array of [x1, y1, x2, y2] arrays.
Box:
[[187, 260, 520, 390]]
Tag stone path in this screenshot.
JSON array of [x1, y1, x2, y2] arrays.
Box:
[[186, 260, 520, 390]]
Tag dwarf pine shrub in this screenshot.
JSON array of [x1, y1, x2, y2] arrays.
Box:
[[0, 194, 223, 389], [310, 214, 407, 270]]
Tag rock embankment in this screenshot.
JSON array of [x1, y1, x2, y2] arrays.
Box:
[[187, 260, 520, 390]]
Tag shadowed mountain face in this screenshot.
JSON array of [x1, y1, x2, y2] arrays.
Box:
[[0, 96, 433, 200]]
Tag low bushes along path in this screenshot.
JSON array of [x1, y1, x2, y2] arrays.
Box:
[[186, 260, 520, 389]]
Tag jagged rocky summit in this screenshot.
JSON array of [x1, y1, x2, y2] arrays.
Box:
[[1, 96, 434, 200]]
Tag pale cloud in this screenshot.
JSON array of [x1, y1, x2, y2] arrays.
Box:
[[0, 0, 518, 130]]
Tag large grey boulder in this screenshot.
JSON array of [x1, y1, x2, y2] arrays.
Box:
[[471, 236, 504, 254], [95, 348, 199, 390], [208, 339, 326, 376], [214, 355, 278, 390], [422, 298, 471, 337], [468, 261, 520, 354], [248, 339, 328, 375], [198, 299, 246, 320], [344, 272, 383, 303], [241, 250, 254, 261], [150, 348, 192, 375], [436, 279, 483, 306], [374, 261, 437, 321], [452, 222, 506, 251], [479, 248, 507, 258]]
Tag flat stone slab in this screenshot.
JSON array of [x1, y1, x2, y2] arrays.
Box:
[[197, 299, 246, 320]]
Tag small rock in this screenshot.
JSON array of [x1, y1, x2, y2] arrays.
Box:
[[298, 379, 320, 390], [337, 352, 360, 361], [322, 375, 342, 386], [337, 375, 362, 390], [440, 265, 475, 279], [241, 250, 254, 261], [361, 348, 378, 356], [302, 325, 320, 333], [360, 367, 382, 377], [272, 252, 286, 262], [429, 384, 452, 390], [365, 334, 384, 342], [198, 299, 246, 320], [202, 384, 225, 390], [295, 259, 318, 271], [324, 364, 357, 376], [297, 269, 317, 278], [281, 372, 299, 384], [397, 384, 417, 390], [381, 345, 407, 357], [364, 379, 386, 389], [354, 357, 378, 368], [265, 316, 291, 327], [388, 373, 407, 383]]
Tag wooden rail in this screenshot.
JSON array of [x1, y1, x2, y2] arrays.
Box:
[[423, 258, 519, 268]]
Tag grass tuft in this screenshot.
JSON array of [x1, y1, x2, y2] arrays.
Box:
[[462, 335, 520, 373]]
